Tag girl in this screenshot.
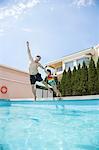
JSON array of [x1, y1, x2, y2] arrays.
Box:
[[46, 69, 61, 97]]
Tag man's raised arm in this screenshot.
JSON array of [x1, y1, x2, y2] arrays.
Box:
[[39, 64, 48, 74], [26, 41, 33, 61]]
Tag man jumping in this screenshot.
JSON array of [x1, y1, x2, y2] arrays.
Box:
[[26, 41, 52, 100]]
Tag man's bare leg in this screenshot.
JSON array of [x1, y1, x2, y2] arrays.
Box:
[[31, 84, 36, 100], [41, 81, 52, 93]]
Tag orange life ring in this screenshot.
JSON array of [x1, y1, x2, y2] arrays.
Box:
[[1, 86, 8, 94]]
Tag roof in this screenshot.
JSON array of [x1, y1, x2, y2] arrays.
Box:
[[47, 46, 95, 66]]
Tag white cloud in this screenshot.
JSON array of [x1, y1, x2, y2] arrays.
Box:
[[22, 27, 33, 32], [0, 0, 40, 20], [0, 29, 4, 33], [50, 7, 55, 12], [0, 28, 4, 36], [73, 0, 95, 7]]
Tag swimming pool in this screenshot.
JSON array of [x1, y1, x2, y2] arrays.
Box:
[[0, 99, 99, 150]]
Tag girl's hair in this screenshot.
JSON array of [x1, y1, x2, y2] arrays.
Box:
[[47, 69, 51, 74]]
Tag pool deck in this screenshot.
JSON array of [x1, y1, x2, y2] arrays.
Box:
[[10, 94, 99, 101], [0, 94, 99, 102]]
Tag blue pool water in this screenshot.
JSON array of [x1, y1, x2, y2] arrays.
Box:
[[0, 99, 99, 150]]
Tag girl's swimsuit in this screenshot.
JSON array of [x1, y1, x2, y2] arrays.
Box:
[[47, 75, 56, 86]]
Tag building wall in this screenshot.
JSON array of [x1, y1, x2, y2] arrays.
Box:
[[62, 47, 96, 71], [94, 44, 99, 64], [0, 65, 53, 99]]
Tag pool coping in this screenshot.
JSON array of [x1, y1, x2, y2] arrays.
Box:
[[9, 94, 99, 101], [0, 95, 99, 102]]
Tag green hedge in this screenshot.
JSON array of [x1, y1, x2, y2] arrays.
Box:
[[60, 57, 99, 96]]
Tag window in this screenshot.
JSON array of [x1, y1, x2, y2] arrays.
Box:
[[56, 66, 62, 72], [77, 57, 89, 66], [65, 61, 73, 70]]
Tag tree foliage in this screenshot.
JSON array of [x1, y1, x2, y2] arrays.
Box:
[[60, 57, 99, 96], [88, 57, 97, 95]]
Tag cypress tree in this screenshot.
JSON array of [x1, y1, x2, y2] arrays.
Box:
[[58, 81, 61, 93], [80, 61, 88, 95], [72, 66, 77, 96], [88, 57, 97, 95], [60, 70, 67, 96], [65, 67, 72, 96], [76, 64, 82, 95], [96, 57, 99, 94]]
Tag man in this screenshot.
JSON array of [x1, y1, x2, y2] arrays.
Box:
[[26, 41, 52, 100]]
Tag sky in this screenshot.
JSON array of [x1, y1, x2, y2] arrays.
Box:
[[0, 0, 99, 72]]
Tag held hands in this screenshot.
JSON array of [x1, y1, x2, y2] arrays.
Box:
[[44, 66, 47, 71], [44, 68, 48, 74], [44, 66, 48, 74], [45, 65, 47, 68]]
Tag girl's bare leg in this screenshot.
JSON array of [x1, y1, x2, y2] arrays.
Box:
[[53, 86, 61, 97], [41, 81, 52, 93]]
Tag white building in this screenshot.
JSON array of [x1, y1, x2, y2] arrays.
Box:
[[47, 44, 99, 79]]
